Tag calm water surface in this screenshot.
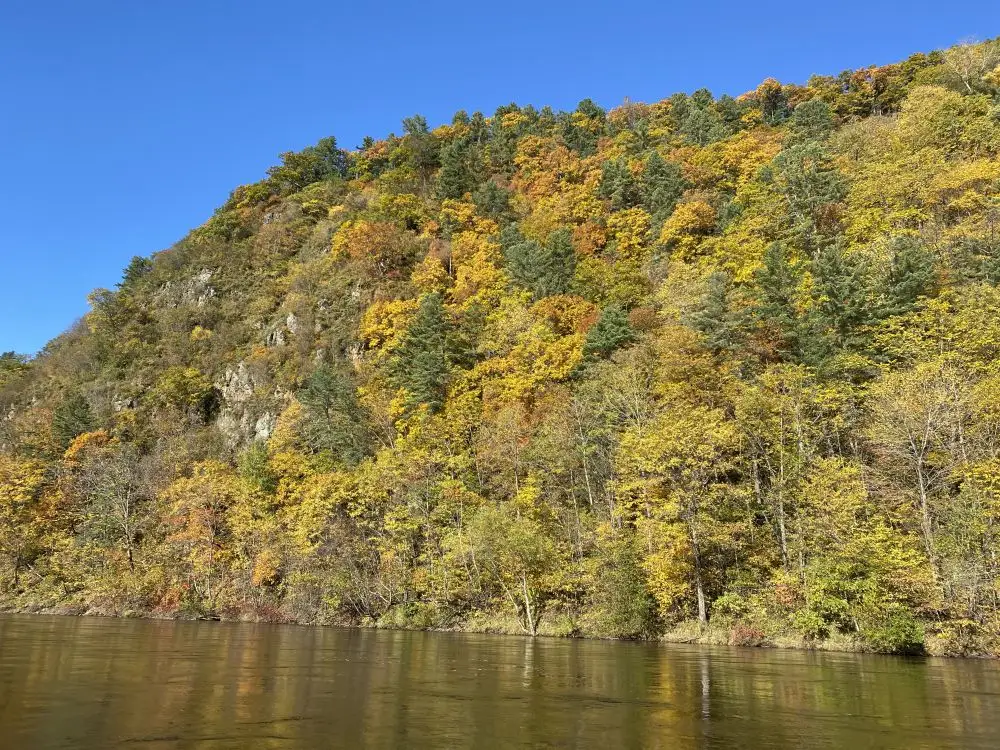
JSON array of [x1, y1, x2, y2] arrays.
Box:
[[1, 615, 999, 749]]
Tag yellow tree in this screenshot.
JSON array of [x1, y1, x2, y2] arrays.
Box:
[[161, 461, 251, 610], [787, 458, 934, 650], [866, 361, 972, 575], [617, 404, 740, 624], [461, 480, 564, 636], [735, 364, 849, 572], [0, 454, 50, 591], [658, 200, 716, 261]]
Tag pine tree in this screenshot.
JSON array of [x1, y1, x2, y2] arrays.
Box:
[[390, 293, 451, 412], [488, 104, 521, 177], [0, 352, 29, 389], [598, 159, 641, 210], [642, 152, 685, 225], [118, 256, 152, 290], [52, 391, 94, 449], [542, 228, 577, 297], [584, 305, 635, 358], [298, 365, 369, 463], [715, 94, 747, 131], [882, 237, 937, 318], [686, 271, 743, 353], [472, 180, 511, 222], [504, 227, 577, 299], [810, 243, 871, 355], [680, 105, 728, 146], [401, 114, 439, 184], [436, 138, 483, 200], [770, 142, 847, 255], [237, 442, 278, 494], [787, 99, 836, 145], [435, 140, 469, 200], [753, 243, 803, 358], [504, 236, 547, 295], [561, 99, 605, 156]]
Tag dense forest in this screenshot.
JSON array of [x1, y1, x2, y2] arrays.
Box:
[[4, 40, 1000, 655]]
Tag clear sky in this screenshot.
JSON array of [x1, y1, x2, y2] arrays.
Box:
[[1, 1, 996, 354]]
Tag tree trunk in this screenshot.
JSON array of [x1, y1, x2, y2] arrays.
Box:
[[694, 563, 707, 626], [521, 574, 537, 636], [689, 516, 708, 625], [777, 445, 789, 569], [915, 459, 938, 576]]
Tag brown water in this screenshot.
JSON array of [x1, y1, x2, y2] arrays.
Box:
[[1, 615, 999, 749]]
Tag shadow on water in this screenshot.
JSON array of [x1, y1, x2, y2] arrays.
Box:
[[1, 614, 999, 749]]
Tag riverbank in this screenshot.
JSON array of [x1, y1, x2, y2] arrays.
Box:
[[4, 601, 994, 659]]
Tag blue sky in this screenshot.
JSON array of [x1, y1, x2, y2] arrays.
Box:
[[1, 0, 996, 354]]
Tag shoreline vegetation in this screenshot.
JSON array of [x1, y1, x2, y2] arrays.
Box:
[[0, 606, 989, 659], [5, 39, 1000, 659], [0, 605, 979, 661]]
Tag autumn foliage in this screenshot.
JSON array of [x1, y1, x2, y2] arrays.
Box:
[[4, 39, 1000, 655]]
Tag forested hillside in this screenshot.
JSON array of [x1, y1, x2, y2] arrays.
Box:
[[4, 39, 1000, 655]]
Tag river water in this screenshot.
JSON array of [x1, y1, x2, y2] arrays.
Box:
[[1, 614, 999, 748]]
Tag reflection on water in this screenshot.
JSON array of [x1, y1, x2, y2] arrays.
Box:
[[1, 615, 999, 749]]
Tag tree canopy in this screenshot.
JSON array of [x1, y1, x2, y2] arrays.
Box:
[[4, 38, 1000, 656]]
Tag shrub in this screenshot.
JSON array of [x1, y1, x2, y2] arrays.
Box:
[[861, 607, 925, 655]]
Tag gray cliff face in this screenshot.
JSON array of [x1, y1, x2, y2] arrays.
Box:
[[214, 361, 285, 447], [214, 362, 258, 447], [264, 312, 300, 348], [154, 268, 217, 309]]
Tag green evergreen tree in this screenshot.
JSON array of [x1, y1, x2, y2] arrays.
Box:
[[504, 236, 546, 293], [881, 237, 938, 318], [810, 243, 871, 355], [787, 99, 836, 145], [666, 92, 690, 131], [312, 136, 349, 180], [237, 442, 278, 494], [467, 111, 488, 143], [590, 531, 658, 638], [753, 243, 803, 358], [715, 94, 747, 131], [504, 227, 577, 299], [758, 82, 791, 124], [266, 136, 347, 193], [472, 180, 512, 222], [680, 105, 728, 146], [642, 152, 685, 224], [390, 293, 452, 412], [769, 142, 847, 255], [436, 140, 469, 200], [542, 228, 577, 296], [951, 235, 1000, 283], [118, 256, 152, 290], [686, 271, 743, 353], [584, 305, 635, 358], [561, 99, 605, 156], [400, 114, 439, 182], [598, 159, 641, 210], [436, 138, 483, 200], [52, 390, 94, 449], [0, 352, 29, 389], [298, 365, 369, 464], [488, 104, 522, 177]]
